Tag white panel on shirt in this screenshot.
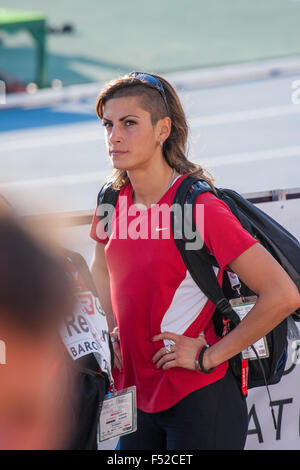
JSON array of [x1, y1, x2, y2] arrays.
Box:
[[161, 267, 219, 347]]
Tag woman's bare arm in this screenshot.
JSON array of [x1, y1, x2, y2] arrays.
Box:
[[153, 243, 300, 371], [204, 243, 300, 370]]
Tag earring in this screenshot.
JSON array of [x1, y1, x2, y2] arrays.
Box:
[[160, 141, 163, 147]]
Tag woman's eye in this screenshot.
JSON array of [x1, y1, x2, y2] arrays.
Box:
[[102, 121, 112, 128], [102, 120, 136, 128]]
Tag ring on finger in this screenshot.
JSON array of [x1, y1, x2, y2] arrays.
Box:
[[165, 344, 172, 354]]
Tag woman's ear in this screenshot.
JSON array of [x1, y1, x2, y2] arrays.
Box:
[[156, 116, 172, 146]]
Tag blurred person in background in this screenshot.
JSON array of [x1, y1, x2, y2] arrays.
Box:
[[0, 195, 113, 450], [0, 200, 76, 450]]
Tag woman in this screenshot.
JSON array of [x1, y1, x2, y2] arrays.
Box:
[[90, 72, 300, 450]]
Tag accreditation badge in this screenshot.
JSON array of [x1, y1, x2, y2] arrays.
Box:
[[230, 296, 270, 360], [97, 386, 137, 444]]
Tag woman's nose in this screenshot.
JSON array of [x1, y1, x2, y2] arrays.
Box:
[[108, 124, 122, 144]]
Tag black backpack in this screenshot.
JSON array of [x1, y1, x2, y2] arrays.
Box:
[[171, 177, 300, 426], [96, 177, 300, 428]]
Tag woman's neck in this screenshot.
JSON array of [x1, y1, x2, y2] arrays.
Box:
[[129, 164, 178, 208]]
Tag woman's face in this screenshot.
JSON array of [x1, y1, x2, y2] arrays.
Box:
[[102, 96, 162, 172]]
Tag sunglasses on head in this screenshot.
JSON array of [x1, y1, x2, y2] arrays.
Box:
[[129, 72, 169, 115]]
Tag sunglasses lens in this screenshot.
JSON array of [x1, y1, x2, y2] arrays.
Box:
[[130, 72, 164, 93], [129, 72, 169, 115]]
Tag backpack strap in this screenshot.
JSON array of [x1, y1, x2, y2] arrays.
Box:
[[96, 181, 120, 237], [171, 176, 240, 325], [97, 181, 120, 207]]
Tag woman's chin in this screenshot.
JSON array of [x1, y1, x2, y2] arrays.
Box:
[[111, 163, 129, 171], [110, 156, 129, 171], [111, 160, 135, 172]]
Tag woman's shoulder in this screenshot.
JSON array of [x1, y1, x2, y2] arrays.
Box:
[[193, 186, 253, 243], [192, 187, 257, 267], [195, 191, 219, 204], [195, 190, 233, 218]]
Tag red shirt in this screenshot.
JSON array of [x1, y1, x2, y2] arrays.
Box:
[[90, 175, 257, 412]]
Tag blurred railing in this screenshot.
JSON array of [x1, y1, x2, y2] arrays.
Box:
[[22, 187, 300, 228]]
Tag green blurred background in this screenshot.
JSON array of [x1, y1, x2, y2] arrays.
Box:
[[1, 0, 300, 87]]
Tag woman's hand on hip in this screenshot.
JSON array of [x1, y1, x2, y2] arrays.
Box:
[[152, 331, 207, 371]]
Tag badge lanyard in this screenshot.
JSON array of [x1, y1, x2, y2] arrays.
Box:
[[226, 272, 270, 398], [227, 271, 242, 297], [87, 322, 137, 445]]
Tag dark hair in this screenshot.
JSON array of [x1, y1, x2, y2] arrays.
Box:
[[0, 212, 75, 332], [96, 72, 215, 191]]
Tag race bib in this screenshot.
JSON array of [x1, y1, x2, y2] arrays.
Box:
[[61, 256, 113, 380], [60, 298, 112, 378]]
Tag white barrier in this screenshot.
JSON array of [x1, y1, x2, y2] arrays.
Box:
[[245, 326, 300, 449], [244, 198, 300, 449]]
